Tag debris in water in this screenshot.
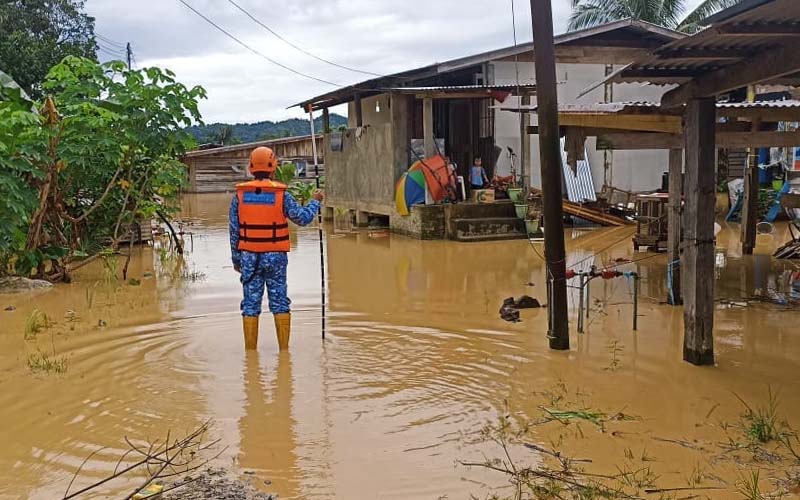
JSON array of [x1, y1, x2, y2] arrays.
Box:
[[133, 483, 163, 499], [128, 278, 142, 286], [4, 305, 15, 312], [98, 319, 107, 327], [499, 298, 521, 323], [513, 295, 541, 309]]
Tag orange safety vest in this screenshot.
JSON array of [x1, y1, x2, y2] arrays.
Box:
[[236, 179, 290, 253]]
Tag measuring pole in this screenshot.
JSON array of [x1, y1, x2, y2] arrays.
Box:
[[530, 0, 569, 350], [307, 105, 327, 339]]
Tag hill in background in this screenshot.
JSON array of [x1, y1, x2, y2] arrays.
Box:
[[187, 114, 348, 145]]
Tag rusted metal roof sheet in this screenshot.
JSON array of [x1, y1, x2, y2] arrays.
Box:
[[584, 0, 800, 97]]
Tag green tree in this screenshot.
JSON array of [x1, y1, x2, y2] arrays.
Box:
[[568, 0, 743, 33], [0, 57, 206, 280], [0, 0, 97, 99]]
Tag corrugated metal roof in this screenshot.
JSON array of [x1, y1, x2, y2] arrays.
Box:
[[294, 19, 684, 110], [381, 84, 536, 93], [184, 134, 321, 159], [586, 0, 800, 101], [497, 99, 800, 114], [560, 138, 597, 204]]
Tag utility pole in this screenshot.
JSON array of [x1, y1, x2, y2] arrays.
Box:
[[530, 0, 569, 350], [126, 42, 132, 70]]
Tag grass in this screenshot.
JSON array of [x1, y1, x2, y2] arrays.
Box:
[[27, 350, 67, 374], [735, 389, 788, 445], [24, 309, 49, 340], [604, 340, 624, 372]]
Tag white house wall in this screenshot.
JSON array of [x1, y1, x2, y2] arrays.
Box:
[[491, 61, 670, 193]]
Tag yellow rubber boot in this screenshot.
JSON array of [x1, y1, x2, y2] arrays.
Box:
[[243, 316, 259, 350], [274, 313, 291, 351]]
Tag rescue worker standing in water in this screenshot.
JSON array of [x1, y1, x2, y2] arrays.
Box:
[[229, 147, 323, 350]]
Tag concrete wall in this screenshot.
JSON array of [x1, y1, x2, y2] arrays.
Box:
[[390, 204, 446, 239], [324, 123, 396, 215], [491, 61, 670, 193], [347, 94, 392, 128]]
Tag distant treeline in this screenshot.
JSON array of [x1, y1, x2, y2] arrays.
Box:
[[187, 114, 348, 145]]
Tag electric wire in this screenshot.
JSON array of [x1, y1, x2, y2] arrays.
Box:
[[225, 0, 383, 78], [97, 42, 126, 56], [175, 0, 341, 87], [96, 33, 127, 49]]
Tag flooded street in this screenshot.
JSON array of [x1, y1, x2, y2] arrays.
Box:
[[1, 193, 800, 499]]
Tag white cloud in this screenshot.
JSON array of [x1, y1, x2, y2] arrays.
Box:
[[84, 0, 673, 123]]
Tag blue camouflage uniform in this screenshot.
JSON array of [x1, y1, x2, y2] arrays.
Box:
[[229, 193, 321, 316]]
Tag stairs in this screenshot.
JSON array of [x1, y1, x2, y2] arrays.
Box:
[[445, 201, 527, 242]]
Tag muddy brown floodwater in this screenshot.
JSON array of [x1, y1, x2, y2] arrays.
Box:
[[1, 193, 800, 499]]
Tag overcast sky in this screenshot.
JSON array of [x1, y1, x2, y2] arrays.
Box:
[[86, 0, 707, 124]]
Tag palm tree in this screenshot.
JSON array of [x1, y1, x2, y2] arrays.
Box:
[[568, 0, 743, 33]]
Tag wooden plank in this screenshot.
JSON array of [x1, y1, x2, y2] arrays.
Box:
[[530, 0, 569, 350], [717, 23, 800, 36], [423, 97, 436, 158], [662, 42, 800, 107], [562, 200, 631, 226], [557, 113, 682, 133], [667, 149, 683, 305], [682, 98, 716, 366], [740, 112, 761, 255], [597, 130, 800, 150], [521, 94, 532, 188], [654, 47, 752, 60]]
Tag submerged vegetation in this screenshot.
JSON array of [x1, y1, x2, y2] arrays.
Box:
[[464, 385, 800, 499], [0, 56, 206, 282]]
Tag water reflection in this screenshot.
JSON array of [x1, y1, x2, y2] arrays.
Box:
[[238, 352, 299, 498]]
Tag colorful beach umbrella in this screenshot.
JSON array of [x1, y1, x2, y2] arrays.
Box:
[[409, 155, 451, 203], [395, 169, 427, 216]]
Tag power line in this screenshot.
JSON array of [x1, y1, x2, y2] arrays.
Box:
[[225, 0, 383, 78], [175, 0, 341, 87], [96, 33, 127, 49], [98, 42, 126, 56]]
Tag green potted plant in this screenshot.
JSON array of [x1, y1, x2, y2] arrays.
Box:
[[507, 186, 523, 203]]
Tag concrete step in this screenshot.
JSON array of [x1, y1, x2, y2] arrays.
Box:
[[446, 201, 518, 220], [450, 217, 527, 242]]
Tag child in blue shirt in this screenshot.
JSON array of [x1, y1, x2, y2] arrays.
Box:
[[470, 156, 489, 190]]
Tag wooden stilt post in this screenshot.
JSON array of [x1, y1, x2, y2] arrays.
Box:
[[322, 108, 331, 134], [667, 148, 683, 305], [354, 93, 363, 127], [741, 117, 762, 255], [521, 94, 532, 188], [423, 97, 436, 158], [682, 98, 716, 366], [530, 0, 569, 350]]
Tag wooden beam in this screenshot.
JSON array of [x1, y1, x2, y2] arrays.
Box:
[[557, 113, 682, 133], [717, 107, 800, 122], [717, 23, 800, 36], [662, 42, 800, 107], [682, 98, 716, 366], [667, 148, 683, 306], [354, 93, 363, 127], [423, 97, 435, 158], [597, 130, 800, 150], [530, 0, 569, 351]]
